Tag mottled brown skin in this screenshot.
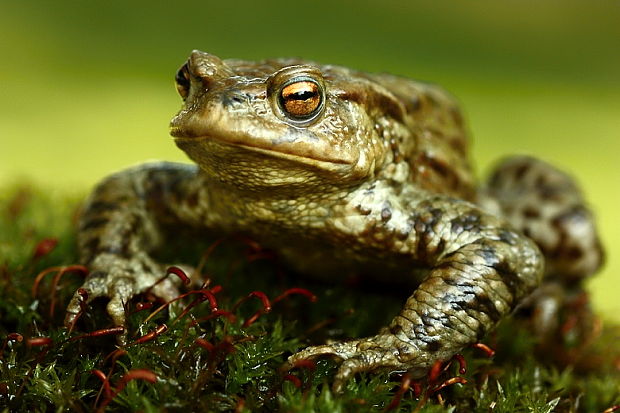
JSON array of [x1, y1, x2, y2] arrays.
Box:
[[65, 50, 603, 391]]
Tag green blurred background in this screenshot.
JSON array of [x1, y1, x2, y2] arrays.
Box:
[[2, 1, 619, 318]]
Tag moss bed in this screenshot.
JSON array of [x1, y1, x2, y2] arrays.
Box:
[[0, 186, 618, 412]]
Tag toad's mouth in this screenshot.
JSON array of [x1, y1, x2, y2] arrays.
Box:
[[171, 131, 354, 166]]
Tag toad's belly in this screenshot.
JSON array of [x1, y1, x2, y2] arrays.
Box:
[[273, 240, 430, 287]]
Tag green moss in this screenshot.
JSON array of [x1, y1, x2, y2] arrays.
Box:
[[1, 186, 618, 412]]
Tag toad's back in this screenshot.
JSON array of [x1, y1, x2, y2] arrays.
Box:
[[365, 72, 476, 201]]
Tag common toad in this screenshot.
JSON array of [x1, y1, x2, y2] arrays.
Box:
[[65, 50, 603, 391]]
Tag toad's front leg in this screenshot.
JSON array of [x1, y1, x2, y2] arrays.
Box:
[[64, 162, 208, 338], [287, 196, 544, 391]]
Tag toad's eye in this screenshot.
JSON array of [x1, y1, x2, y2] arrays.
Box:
[[278, 79, 323, 120], [175, 62, 191, 100]]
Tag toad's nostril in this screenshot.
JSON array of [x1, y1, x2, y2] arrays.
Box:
[[222, 91, 247, 107]]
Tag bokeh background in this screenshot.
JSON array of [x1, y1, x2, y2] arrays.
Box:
[[2, 1, 619, 318]]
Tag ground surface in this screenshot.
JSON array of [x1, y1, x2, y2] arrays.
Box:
[[0, 187, 619, 412]]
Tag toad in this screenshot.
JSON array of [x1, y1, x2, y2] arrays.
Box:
[[65, 50, 603, 391]]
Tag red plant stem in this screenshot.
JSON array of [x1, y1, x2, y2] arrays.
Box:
[[133, 324, 168, 344], [384, 373, 412, 411], [195, 338, 215, 352], [196, 336, 236, 368], [127, 301, 155, 317], [411, 380, 422, 397], [430, 377, 468, 394], [272, 288, 317, 304], [103, 349, 128, 366], [231, 291, 272, 327], [31, 264, 88, 325], [114, 369, 157, 393], [142, 289, 218, 325], [283, 374, 302, 388], [166, 266, 191, 285], [91, 327, 126, 337], [242, 311, 263, 327], [48, 265, 89, 318], [194, 236, 227, 278], [235, 399, 245, 413], [95, 349, 129, 407], [0, 333, 24, 359], [289, 359, 316, 372], [7, 333, 23, 342], [172, 285, 224, 324], [428, 360, 444, 383], [603, 406, 620, 413], [453, 354, 467, 375], [472, 342, 496, 358], [214, 336, 236, 359], [173, 296, 207, 324], [32, 238, 58, 260], [183, 289, 219, 311], [91, 369, 113, 399], [32, 266, 60, 297], [234, 398, 246, 413], [245, 250, 277, 262], [248, 291, 272, 311], [97, 369, 157, 409], [26, 337, 53, 347], [232, 291, 270, 312], [236, 235, 263, 252], [144, 265, 195, 297], [192, 310, 237, 326], [216, 336, 235, 355], [70, 327, 125, 342]]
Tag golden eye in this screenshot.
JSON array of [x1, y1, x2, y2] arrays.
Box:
[[279, 79, 322, 120], [175, 62, 190, 100]]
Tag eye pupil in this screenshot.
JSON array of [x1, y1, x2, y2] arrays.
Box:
[[289, 90, 315, 100], [279, 80, 322, 120]]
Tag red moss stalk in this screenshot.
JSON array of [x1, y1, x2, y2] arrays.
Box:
[[32, 238, 58, 260], [472, 342, 495, 358], [26, 337, 53, 347], [96, 369, 157, 409], [70, 326, 125, 342], [0, 333, 24, 359], [384, 373, 412, 411], [430, 376, 467, 394], [272, 288, 317, 304], [452, 353, 467, 375], [282, 374, 302, 388], [133, 324, 168, 344]]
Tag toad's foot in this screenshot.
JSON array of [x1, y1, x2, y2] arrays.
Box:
[[285, 334, 425, 392], [64, 252, 183, 342]]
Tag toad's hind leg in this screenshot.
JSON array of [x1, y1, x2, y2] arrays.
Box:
[[482, 155, 603, 281], [481, 156, 604, 334]]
